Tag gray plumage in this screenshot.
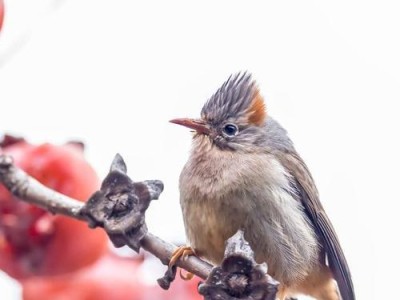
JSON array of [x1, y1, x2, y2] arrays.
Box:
[[201, 73, 256, 124], [176, 72, 355, 300]]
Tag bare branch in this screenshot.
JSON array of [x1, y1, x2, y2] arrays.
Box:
[[0, 154, 213, 280], [0, 153, 279, 300], [141, 233, 212, 279], [0, 155, 84, 218]]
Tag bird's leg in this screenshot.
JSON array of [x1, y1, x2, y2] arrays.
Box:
[[169, 245, 195, 280], [169, 245, 195, 266]]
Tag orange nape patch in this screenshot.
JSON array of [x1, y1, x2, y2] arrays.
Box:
[[247, 90, 266, 126]]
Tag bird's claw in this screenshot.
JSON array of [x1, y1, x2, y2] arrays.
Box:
[[168, 245, 195, 281]]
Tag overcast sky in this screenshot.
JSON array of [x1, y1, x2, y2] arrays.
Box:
[[1, 1, 400, 299]]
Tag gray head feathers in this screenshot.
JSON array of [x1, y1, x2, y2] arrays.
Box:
[[201, 72, 259, 125], [194, 72, 294, 153]]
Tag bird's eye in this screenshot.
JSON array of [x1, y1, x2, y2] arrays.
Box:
[[222, 124, 239, 136]]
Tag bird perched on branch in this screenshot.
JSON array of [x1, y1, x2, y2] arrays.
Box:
[[170, 72, 355, 300]]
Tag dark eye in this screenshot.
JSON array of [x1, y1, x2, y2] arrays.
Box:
[[222, 124, 239, 136]]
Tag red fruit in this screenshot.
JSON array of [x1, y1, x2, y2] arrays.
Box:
[[0, 137, 108, 279], [22, 252, 203, 300], [0, 0, 4, 31]]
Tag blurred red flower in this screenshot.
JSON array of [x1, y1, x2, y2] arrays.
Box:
[[0, 0, 4, 31], [0, 138, 108, 279], [22, 252, 202, 300]]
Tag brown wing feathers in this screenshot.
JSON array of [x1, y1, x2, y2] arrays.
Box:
[[277, 152, 355, 300]]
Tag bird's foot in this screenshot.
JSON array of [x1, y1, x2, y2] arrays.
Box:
[[169, 245, 195, 280]]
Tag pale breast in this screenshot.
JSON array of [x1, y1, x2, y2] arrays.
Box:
[[179, 144, 319, 284]]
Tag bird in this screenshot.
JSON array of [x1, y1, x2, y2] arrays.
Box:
[[169, 72, 355, 300]]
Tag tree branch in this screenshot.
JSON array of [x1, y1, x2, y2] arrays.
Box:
[[0, 154, 212, 280], [0, 153, 279, 300], [0, 155, 83, 218]]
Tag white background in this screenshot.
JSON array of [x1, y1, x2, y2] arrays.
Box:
[[1, 1, 400, 299]]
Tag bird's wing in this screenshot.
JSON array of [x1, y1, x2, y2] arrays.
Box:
[[276, 151, 355, 300]]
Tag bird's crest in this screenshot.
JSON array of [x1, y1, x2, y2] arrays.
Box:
[[201, 72, 267, 126], [247, 89, 266, 126]]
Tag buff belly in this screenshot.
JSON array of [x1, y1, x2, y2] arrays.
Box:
[[179, 151, 319, 285]]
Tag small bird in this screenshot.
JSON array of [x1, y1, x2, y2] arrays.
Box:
[[170, 73, 355, 300]]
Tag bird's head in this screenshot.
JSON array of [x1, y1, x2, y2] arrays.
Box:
[[170, 72, 268, 152]]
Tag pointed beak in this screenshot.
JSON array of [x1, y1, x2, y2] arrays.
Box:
[[169, 118, 210, 135]]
